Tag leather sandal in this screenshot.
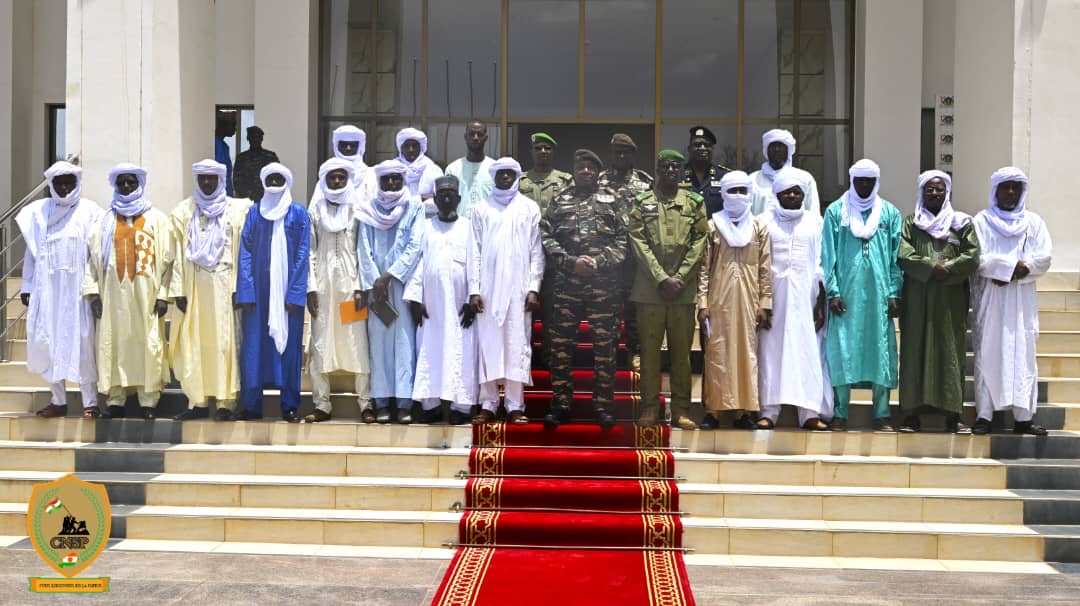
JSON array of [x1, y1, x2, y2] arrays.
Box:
[[82, 406, 101, 419], [508, 411, 529, 425], [802, 418, 829, 431], [36, 404, 68, 418], [472, 409, 495, 425], [360, 408, 376, 423], [755, 417, 775, 430]]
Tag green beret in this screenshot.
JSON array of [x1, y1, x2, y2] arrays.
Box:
[[574, 148, 603, 168], [657, 149, 685, 163], [531, 132, 557, 146], [610, 133, 636, 150]]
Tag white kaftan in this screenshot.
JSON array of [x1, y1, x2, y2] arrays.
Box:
[[971, 210, 1052, 420], [749, 167, 821, 217], [405, 217, 477, 408]]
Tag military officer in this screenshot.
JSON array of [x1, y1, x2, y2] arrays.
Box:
[[599, 133, 653, 373], [629, 150, 709, 429], [540, 149, 627, 429], [679, 125, 731, 216]]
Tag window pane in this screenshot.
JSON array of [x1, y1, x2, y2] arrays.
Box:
[[661, 2, 738, 119], [744, 0, 795, 119], [426, 121, 502, 166], [659, 124, 738, 170], [796, 123, 849, 205], [583, 0, 655, 119], [508, 0, 579, 118], [741, 122, 796, 173], [427, 0, 501, 120], [800, 0, 850, 119]]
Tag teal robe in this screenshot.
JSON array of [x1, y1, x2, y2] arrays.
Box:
[[821, 199, 902, 388]]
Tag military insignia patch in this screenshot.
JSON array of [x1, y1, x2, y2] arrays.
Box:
[[642, 204, 659, 217], [27, 474, 111, 592], [596, 194, 615, 203]]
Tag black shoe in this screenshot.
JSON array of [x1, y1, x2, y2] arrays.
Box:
[[829, 418, 848, 432], [281, 409, 300, 423], [140, 407, 156, 420], [397, 407, 413, 424], [945, 413, 970, 434], [699, 414, 720, 430], [104, 405, 126, 419], [215, 408, 233, 421], [418, 408, 443, 424], [448, 410, 470, 425], [971, 418, 992, 435], [872, 418, 896, 433], [596, 410, 616, 430], [231, 409, 263, 421], [898, 415, 920, 433], [375, 408, 392, 424], [1013, 421, 1048, 436], [733, 414, 755, 430], [544, 407, 569, 428], [173, 407, 209, 421]]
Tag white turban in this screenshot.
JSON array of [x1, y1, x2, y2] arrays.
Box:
[[312, 158, 356, 233], [841, 158, 882, 239], [714, 171, 754, 247], [45, 161, 82, 205], [771, 169, 805, 197], [983, 166, 1030, 237], [18, 162, 84, 261], [332, 125, 367, 160], [914, 169, 970, 240], [101, 163, 151, 268], [187, 159, 229, 269], [358, 160, 410, 230], [488, 157, 522, 205], [761, 129, 796, 177], [374, 159, 408, 182], [395, 127, 428, 157]]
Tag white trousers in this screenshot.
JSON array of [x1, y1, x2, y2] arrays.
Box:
[[976, 401, 1034, 423], [759, 403, 827, 426], [419, 397, 472, 414], [479, 380, 524, 414], [310, 371, 371, 414], [50, 381, 98, 408]]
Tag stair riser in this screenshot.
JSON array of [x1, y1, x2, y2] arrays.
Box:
[[992, 434, 1080, 460], [1038, 291, 1080, 312], [1007, 466, 1080, 490], [681, 493, 1021, 524], [1043, 537, 1080, 563], [1038, 356, 1080, 378], [1038, 312, 1080, 331], [1022, 500, 1080, 526]]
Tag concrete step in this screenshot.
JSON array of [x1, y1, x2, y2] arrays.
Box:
[[1028, 525, 1080, 563], [1038, 354, 1080, 378], [1038, 290, 1080, 312], [1014, 490, 1080, 526], [991, 431, 1080, 460], [1004, 459, 1080, 490], [1040, 311, 1080, 331]]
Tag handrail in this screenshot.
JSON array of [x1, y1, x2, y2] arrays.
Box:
[[0, 153, 80, 225]]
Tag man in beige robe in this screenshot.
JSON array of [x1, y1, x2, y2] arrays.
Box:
[[697, 170, 772, 429], [169, 159, 252, 421], [305, 158, 371, 422], [84, 163, 176, 420]]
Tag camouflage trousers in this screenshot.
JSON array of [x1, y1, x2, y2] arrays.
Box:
[[547, 279, 622, 413]]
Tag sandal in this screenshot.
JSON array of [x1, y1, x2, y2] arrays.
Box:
[[508, 411, 529, 425], [36, 404, 68, 418], [360, 408, 376, 423], [82, 407, 101, 419], [755, 417, 775, 430], [472, 409, 495, 425], [802, 418, 829, 431]]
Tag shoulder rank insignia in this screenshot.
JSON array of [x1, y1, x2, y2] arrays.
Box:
[[642, 203, 659, 216], [709, 180, 723, 188], [596, 193, 615, 203]]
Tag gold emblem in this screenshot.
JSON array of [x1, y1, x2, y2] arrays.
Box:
[[27, 474, 112, 580]]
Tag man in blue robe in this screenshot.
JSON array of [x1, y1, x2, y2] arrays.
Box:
[[234, 163, 310, 422], [357, 160, 426, 424]]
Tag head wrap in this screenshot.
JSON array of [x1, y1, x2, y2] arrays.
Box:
[[689, 126, 717, 145], [484, 157, 527, 327], [488, 157, 523, 206], [982, 166, 1030, 238], [574, 149, 603, 169], [187, 159, 229, 268], [312, 158, 356, 233], [712, 171, 754, 247], [101, 163, 152, 269], [914, 170, 971, 240], [357, 160, 410, 230], [610, 133, 636, 150], [16, 162, 84, 261], [435, 175, 460, 192], [768, 169, 807, 222], [331, 125, 370, 189], [657, 149, 685, 164], [840, 159, 883, 239], [395, 127, 433, 189], [761, 129, 796, 178], [258, 162, 295, 354], [531, 132, 557, 146]]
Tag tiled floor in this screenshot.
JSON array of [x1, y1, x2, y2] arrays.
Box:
[[2, 541, 1080, 605]]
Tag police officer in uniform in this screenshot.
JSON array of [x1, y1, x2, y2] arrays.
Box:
[[679, 126, 731, 216], [598, 133, 653, 373], [629, 150, 709, 430], [540, 149, 627, 429]]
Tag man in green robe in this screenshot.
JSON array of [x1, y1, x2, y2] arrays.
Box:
[[898, 171, 979, 433], [820, 159, 902, 432]]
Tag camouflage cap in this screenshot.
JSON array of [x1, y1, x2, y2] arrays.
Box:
[[574, 148, 604, 169], [610, 133, 636, 150]]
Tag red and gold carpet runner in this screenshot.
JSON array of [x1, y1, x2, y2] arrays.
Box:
[[431, 423, 696, 606]]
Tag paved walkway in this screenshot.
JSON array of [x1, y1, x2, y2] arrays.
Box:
[[2, 547, 1079, 605]]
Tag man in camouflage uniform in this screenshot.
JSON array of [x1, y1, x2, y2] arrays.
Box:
[[599, 133, 653, 372], [628, 150, 709, 430], [540, 149, 626, 429], [522, 132, 574, 368]]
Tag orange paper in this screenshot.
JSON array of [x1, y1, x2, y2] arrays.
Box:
[[339, 300, 369, 324]]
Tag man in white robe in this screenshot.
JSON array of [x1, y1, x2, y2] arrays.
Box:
[[756, 171, 831, 430], [322, 125, 375, 202], [971, 166, 1052, 436], [444, 120, 495, 219], [16, 162, 103, 418], [84, 164, 176, 420], [305, 158, 371, 422], [405, 176, 478, 424], [169, 159, 252, 421], [396, 127, 444, 217], [468, 158, 544, 424], [749, 129, 821, 216]]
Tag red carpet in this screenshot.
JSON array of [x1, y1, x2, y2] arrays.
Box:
[[432, 422, 695, 605]]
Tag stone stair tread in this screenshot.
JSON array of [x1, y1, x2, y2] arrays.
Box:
[[1011, 489, 1080, 500], [1026, 524, 1080, 537], [682, 516, 1037, 535], [0, 500, 461, 521], [678, 483, 1015, 498]]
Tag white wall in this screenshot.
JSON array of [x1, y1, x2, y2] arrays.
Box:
[[921, 0, 955, 107], [216, 0, 254, 105], [253, 0, 318, 202], [0, 0, 14, 214], [854, 0, 924, 213]]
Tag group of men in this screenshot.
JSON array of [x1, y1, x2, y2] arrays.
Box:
[[18, 121, 1052, 435]]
